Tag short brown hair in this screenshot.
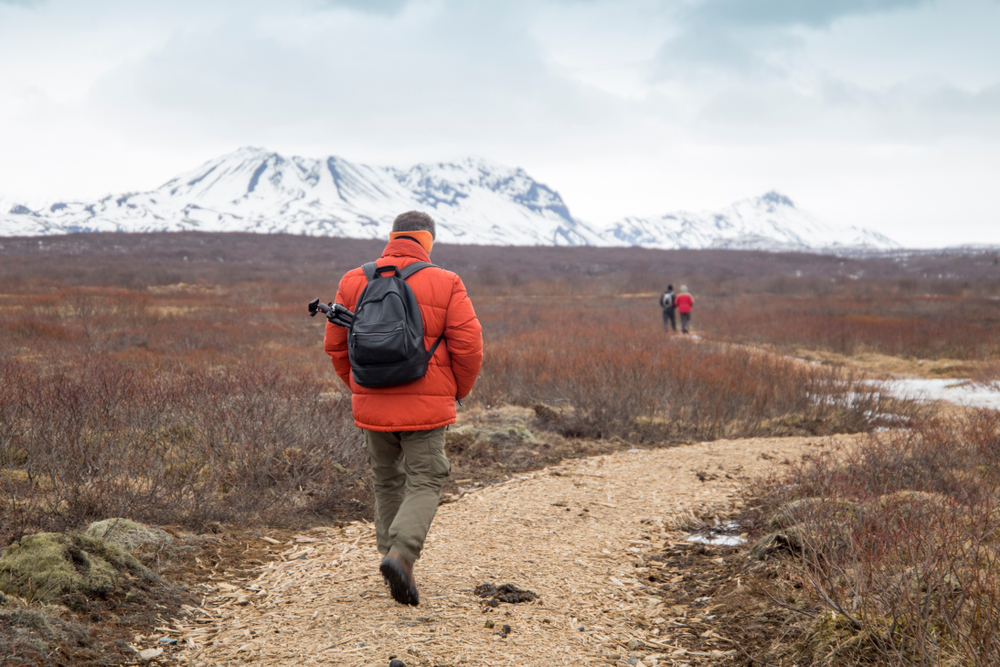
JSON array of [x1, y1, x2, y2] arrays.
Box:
[[392, 211, 436, 240]]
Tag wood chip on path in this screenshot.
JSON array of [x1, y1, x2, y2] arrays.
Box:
[[172, 434, 859, 666]]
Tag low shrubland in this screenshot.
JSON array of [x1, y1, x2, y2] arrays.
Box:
[[2, 233, 998, 663], [0, 274, 923, 549], [473, 296, 918, 441], [748, 411, 1000, 666], [0, 357, 364, 548], [701, 294, 1000, 361]]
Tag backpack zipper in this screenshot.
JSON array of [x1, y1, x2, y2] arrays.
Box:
[[351, 326, 404, 344]]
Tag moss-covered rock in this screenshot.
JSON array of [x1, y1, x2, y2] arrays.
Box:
[[870, 490, 949, 514], [85, 518, 174, 552], [447, 424, 539, 462], [767, 498, 860, 531], [0, 532, 157, 603], [750, 527, 809, 560], [794, 611, 884, 666], [0, 607, 94, 661]]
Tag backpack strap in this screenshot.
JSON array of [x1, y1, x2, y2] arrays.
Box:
[[362, 261, 438, 282], [398, 261, 444, 358], [398, 262, 439, 281], [426, 333, 446, 361]]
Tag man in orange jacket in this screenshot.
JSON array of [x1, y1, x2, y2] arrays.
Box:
[[325, 211, 483, 606]]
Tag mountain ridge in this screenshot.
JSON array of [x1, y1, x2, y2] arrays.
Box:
[[0, 147, 898, 253]]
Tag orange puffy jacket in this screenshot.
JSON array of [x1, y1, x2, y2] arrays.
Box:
[[324, 238, 484, 432]]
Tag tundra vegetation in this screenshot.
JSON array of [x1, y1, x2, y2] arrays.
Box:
[[1, 232, 999, 664]]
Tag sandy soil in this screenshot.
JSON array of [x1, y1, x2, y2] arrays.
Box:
[[162, 433, 864, 667]]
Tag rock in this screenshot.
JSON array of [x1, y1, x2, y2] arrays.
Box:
[[85, 519, 174, 552], [767, 498, 859, 530], [389, 660, 406, 667], [0, 532, 157, 602], [138, 647, 163, 661], [485, 619, 494, 629], [750, 527, 806, 560], [502, 624, 511, 634], [627, 638, 640, 650]]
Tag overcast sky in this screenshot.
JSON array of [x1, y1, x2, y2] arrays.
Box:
[[1, 0, 998, 247]]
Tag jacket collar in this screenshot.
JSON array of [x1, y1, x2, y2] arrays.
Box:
[[381, 237, 431, 263]]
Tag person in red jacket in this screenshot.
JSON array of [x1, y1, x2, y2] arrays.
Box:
[[325, 211, 483, 606], [675, 284, 694, 334]]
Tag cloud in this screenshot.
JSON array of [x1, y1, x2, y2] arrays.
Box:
[[87, 1, 618, 157], [691, 0, 931, 29], [651, 0, 932, 78], [317, 0, 409, 15]]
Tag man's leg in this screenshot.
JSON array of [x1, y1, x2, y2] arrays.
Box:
[[668, 309, 677, 331], [362, 429, 407, 556], [681, 312, 691, 333], [387, 426, 450, 565], [662, 309, 669, 329]]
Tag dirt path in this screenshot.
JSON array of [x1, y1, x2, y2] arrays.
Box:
[[171, 433, 862, 666]]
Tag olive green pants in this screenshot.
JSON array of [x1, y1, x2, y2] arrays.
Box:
[[362, 427, 450, 564]]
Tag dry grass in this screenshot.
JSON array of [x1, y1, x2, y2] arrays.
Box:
[[0, 238, 945, 553], [748, 411, 1000, 666], [2, 232, 999, 664]]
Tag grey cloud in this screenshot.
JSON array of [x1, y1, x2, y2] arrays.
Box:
[[691, 0, 931, 28], [652, 0, 931, 79], [317, 0, 409, 15], [653, 28, 760, 78], [688, 73, 1000, 144], [88, 2, 617, 152]]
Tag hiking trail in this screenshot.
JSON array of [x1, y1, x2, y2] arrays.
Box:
[[170, 434, 861, 666]]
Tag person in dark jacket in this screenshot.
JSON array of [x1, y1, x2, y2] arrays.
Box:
[[660, 284, 676, 331], [675, 285, 694, 334]]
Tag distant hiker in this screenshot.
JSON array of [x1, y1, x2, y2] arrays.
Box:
[[325, 211, 483, 606], [660, 284, 677, 331], [676, 285, 694, 334]]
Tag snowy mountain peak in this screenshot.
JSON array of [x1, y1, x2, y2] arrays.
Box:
[[602, 191, 898, 252], [0, 148, 599, 246], [760, 191, 795, 208], [0, 148, 898, 253]]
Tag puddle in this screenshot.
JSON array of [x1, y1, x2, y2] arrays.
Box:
[[685, 522, 747, 547], [882, 378, 1000, 410]]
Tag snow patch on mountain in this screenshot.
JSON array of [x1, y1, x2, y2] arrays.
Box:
[[603, 191, 899, 251], [0, 147, 604, 247], [0, 148, 898, 253]]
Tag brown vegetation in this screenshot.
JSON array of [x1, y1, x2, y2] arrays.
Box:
[[746, 411, 1000, 665], [1, 231, 999, 664]]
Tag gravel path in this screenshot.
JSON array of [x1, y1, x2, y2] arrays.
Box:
[[174, 433, 861, 666]]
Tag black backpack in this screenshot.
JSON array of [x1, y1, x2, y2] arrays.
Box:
[[348, 262, 444, 388]]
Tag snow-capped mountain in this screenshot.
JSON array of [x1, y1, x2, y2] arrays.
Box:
[[0, 148, 899, 253], [602, 191, 898, 252], [0, 147, 603, 246]]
